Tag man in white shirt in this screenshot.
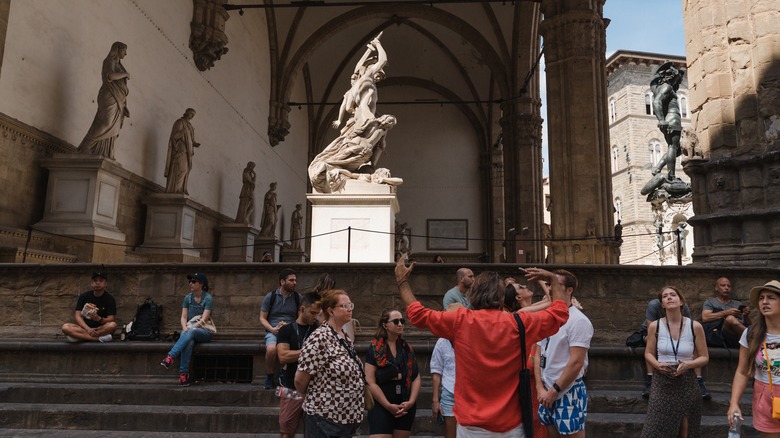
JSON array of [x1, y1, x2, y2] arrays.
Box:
[[535, 269, 593, 438]]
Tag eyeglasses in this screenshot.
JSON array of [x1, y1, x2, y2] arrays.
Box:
[[388, 318, 406, 325], [338, 303, 355, 310], [189, 280, 201, 284]]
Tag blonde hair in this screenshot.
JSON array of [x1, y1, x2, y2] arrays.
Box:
[[320, 289, 348, 321]]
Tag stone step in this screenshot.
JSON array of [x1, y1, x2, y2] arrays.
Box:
[[0, 402, 439, 435], [587, 388, 754, 416], [586, 413, 759, 437]]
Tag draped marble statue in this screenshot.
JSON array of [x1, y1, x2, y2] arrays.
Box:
[[308, 34, 402, 194], [259, 182, 278, 237], [78, 42, 130, 159], [164, 108, 200, 194], [289, 203, 303, 249], [235, 161, 256, 224]]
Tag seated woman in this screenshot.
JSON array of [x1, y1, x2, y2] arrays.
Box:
[[160, 273, 214, 386], [365, 309, 421, 438]]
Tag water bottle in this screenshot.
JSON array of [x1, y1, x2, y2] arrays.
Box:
[[728, 412, 741, 438], [275, 386, 302, 400]]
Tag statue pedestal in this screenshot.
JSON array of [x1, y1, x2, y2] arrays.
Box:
[[35, 154, 127, 241], [280, 246, 307, 263], [34, 154, 127, 262], [254, 237, 279, 262], [307, 181, 399, 263], [137, 193, 200, 261], [218, 224, 259, 262]]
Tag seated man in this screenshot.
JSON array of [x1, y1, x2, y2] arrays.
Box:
[[61, 271, 118, 342], [702, 277, 750, 349], [640, 297, 710, 399]]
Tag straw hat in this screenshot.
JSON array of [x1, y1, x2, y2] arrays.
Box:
[[749, 280, 780, 307]]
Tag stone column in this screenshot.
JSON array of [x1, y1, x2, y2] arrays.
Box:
[[0, 0, 9, 79], [500, 102, 545, 263], [540, 0, 618, 264], [682, 0, 780, 266]]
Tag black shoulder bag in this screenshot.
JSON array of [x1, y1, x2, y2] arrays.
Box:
[[513, 313, 534, 438]]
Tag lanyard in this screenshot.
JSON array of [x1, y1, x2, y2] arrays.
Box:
[[664, 317, 684, 361]]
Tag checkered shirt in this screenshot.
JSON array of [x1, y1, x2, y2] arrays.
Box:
[[298, 324, 365, 424]]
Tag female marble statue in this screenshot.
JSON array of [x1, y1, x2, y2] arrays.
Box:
[[235, 162, 256, 224], [78, 42, 130, 159], [164, 109, 199, 194], [259, 182, 278, 237], [290, 204, 303, 249]]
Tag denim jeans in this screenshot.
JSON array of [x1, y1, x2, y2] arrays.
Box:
[[168, 327, 212, 372]]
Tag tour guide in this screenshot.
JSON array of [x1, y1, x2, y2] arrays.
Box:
[[394, 257, 570, 435]]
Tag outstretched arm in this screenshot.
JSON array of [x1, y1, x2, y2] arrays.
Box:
[[395, 255, 417, 307]]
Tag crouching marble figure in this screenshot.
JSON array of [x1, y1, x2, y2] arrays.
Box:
[[307, 34, 402, 194]]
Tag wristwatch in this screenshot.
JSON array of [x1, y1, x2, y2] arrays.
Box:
[[552, 383, 562, 393]]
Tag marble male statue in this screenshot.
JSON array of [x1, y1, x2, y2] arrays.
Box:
[[259, 182, 278, 237], [164, 108, 200, 194], [78, 42, 130, 159], [235, 161, 256, 224]]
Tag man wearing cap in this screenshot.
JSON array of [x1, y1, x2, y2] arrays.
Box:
[[61, 271, 118, 343], [260, 268, 301, 389], [702, 277, 751, 349]]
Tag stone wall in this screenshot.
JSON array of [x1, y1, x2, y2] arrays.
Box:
[[682, 0, 780, 265], [1, 262, 777, 343]]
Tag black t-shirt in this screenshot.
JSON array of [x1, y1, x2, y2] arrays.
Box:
[[277, 321, 318, 388], [74, 290, 117, 328]]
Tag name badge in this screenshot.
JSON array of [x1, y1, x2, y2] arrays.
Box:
[[395, 384, 402, 395], [540, 355, 547, 369]]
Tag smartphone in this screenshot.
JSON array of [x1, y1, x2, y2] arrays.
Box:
[[437, 411, 445, 425], [738, 305, 747, 311]]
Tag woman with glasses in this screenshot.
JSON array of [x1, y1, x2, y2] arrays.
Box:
[[160, 273, 214, 386], [365, 309, 420, 438], [295, 290, 365, 437]]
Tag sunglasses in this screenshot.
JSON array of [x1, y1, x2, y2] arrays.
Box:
[[388, 318, 406, 325], [338, 303, 355, 310], [189, 280, 201, 284]]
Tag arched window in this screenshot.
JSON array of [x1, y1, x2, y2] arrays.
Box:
[[678, 94, 688, 118], [612, 145, 619, 172], [645, 91, 654, 115], [649, 140, 663, 165], [609, 98, 617, 124]]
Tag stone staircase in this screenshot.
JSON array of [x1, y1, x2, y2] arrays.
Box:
[[0, 338, 761, 437]]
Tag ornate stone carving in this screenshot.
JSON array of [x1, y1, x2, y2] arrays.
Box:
[[259, 182, 278, 238], [164, 109, 200, 195], [235, 162, 256, 224], [190, 0, 230, 71], [268, 102, 291, 146]]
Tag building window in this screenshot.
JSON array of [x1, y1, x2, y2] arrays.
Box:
[[614, 197, 622, 221], [612, 145, 619, 172], [645, 91, 654, 115], [609, 98, 617, 123], [678, 94, 688, 118], [649, 140, 663, 165]]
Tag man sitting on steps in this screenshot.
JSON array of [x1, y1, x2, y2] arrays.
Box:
[[61, 271, 118, 343]]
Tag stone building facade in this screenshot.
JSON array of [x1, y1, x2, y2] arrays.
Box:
[[682, 0, 780, 266], [606, 51, 695, 265]]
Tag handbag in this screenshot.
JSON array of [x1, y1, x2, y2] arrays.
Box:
[[764, 340, 780, 419], [513, 313, 534, 438], [187, 314, 217, 334]]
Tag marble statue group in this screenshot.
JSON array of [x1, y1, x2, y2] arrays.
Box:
[[307, 33, 403, 193]]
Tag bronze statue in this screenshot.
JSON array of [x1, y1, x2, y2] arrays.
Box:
[[651, 62, 685, 179], [78, 42, 130, 159]]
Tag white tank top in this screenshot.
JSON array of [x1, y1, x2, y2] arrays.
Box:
[[657, 317, 695, 363]]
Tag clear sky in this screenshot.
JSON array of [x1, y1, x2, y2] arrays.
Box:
[[540, 0, 686, 176]]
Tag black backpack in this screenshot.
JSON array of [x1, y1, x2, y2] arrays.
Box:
[[126, 298, 163, 341]]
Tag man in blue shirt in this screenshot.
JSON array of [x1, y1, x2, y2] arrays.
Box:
[[260, 268, 301, 389]]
